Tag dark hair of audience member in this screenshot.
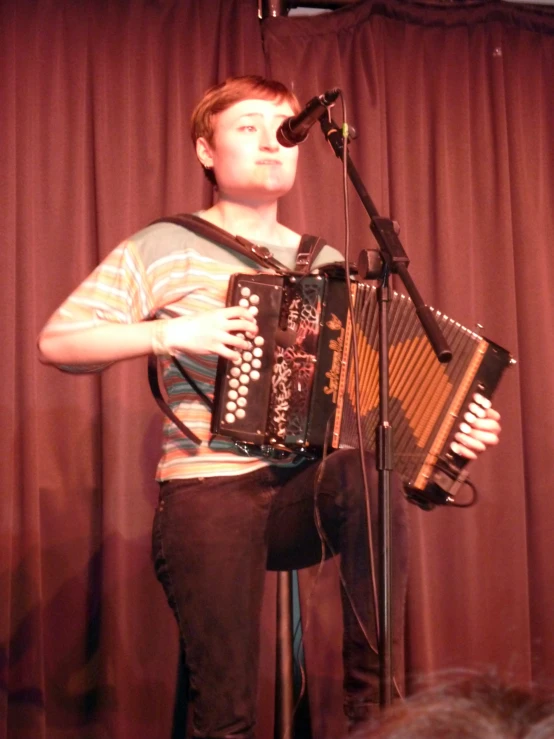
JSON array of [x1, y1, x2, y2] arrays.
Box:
[[348, 671, 554, 739]]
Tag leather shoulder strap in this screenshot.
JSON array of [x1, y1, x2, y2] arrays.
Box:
[[151, 213, 292, 274], [147, 354, 203, 446], [295, 234, 328, 274]]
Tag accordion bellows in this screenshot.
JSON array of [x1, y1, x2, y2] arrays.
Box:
[[212, 272, 513, 506]]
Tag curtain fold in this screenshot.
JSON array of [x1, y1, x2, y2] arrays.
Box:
[[1, 2, 268, 738], [263, 2, 554, 737]]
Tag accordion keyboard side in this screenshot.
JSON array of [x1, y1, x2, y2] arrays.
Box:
[[211, 273, 285, 446], [211, 273, 331, 450]]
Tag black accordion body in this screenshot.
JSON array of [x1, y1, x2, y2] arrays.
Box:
[[212, 271, 513, 505]]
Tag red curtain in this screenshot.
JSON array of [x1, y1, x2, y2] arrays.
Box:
[[1, 2, 269, 738], [2, 0, 554, 737], [263, 3, 554, 736]]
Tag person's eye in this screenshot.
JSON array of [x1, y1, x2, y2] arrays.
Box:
[[239, 125, 257, 132]]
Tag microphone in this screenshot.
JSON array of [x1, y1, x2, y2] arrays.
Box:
[[277, 88, 340, 147]]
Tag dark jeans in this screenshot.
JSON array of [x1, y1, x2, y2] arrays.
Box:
[[151, 449, 409, 739]]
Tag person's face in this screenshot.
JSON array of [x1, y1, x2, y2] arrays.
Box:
[[196, 97, 299, 204]]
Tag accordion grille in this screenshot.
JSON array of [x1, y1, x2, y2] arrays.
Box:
[[338, 284, 486, 486]]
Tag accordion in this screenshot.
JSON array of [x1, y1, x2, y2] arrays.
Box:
[[212, 271, 513, 506]]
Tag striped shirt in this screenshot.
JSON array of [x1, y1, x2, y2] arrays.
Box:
[[42, 220, 343, 481]]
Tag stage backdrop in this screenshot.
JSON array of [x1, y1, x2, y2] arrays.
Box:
[[2, 0, 554, 737]]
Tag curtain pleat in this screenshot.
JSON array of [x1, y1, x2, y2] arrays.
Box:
[[0, 2, 267, 738], [263, 2, 554, 737]]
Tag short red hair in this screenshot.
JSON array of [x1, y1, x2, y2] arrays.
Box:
[[191, 75, 301, 148]]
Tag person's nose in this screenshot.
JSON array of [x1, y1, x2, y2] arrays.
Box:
[[259, 125, 279, 152]]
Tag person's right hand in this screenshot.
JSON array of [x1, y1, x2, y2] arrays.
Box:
[[159, 306, 258, 361]]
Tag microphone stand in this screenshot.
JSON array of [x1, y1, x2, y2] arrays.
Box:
[[319, 116, 452, 708]]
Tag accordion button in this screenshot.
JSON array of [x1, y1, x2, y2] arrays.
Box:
[[230, 367, 240, 377], [236, 409, 246, 420], [229, 379, 240, 389], [240, 287, 251, 297], [239, 298, 249, 307], [249, 294, 260, 305], [252, 359, 262, 369], [238, 386, 249, 396], [254, 336, 264, 346], [248, 306, 259, 316], [239, 374, 250, 384], [241, 363, 251, 373], [228, 390, 238, 400], [251, 370, 260, 381], [243, 352, 253, 362], [225, 413, 235, 424], [226, 401, 237, 412], [253, 348, 263, 358], [237, 397, 247, 408]]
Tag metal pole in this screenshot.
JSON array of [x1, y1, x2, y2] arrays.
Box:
[[274, 571, 294, 739], [259, 0, 289, 18]]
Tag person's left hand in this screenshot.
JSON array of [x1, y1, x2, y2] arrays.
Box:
[[450, 393, 501, 460]]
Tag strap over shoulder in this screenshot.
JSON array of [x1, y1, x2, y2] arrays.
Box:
[[152, 212, 327, 276], [151, 213, 291, 273], [294, 233, 327, 274]]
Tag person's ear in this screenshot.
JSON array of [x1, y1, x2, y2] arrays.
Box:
[[196, 137, 214, 170]]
